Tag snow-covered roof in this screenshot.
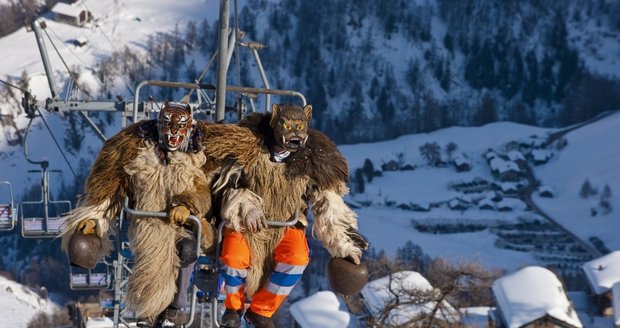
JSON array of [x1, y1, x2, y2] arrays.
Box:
[[582, 251, 620, 295], [499, 182, 518, 192], [485, 150, 498, 160], [538, 185, 554, 196], [507, 150, 525, 162], [51, 2, 84, 17], [290, 291, 350, 328], [490, 157, 520, 174], [478, 198, 495, 209], [453, 153, 470, 166], [492, 266, 582, 328], [361, 271, 459, 326], [531, 149, 552, 162]]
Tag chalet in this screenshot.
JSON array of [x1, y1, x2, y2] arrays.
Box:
[[410, 202, 431, 212], [485, 149, 499, 163], [530, 149, 553, 165], [491, 266, 582, 328], [519, 135, 546, 149], [290, 291, 350, 328], [72, 36, 88, 47], [489, 157, 521, 182], [582, 251, 620, 319], [478, 198, 495, 210], [448, 197, 470, 211], [361, 271, 459, 326], [538, 185, 554, 198], [505, 141, 520, 151], [485, 190, 502, 202], [381, 160, 400, 171], [453, 153, 472, 172], [507, 150, 526, 163], [51, 3, 92, 27], [497, 182, 519, 195], [496, 199, 514, 212]]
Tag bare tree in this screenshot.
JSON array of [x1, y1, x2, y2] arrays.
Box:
[[419, 142, 442, 166], [364, 256, 501, 328]]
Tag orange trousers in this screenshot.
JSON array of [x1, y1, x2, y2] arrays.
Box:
[[219, 227, 310, 317]]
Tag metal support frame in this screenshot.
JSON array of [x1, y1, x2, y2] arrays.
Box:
[[112, 198, 202, 328], [215, 0, 230, 122]]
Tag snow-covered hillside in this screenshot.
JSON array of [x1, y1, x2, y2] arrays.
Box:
[[342, 111, 619, 274], [0, 275, 62, 327]]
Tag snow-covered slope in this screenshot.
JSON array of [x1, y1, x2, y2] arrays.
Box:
[[0, 275, 61, 327], [341, 111, 619, 273]]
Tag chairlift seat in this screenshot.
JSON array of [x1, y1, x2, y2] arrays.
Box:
[[0, 204, 16, 231], [70, 263, 111, 290], [70, 272, 110, 289], [22, 217, 65, 237]]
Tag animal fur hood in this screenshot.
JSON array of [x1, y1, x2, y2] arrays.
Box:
[[238, 112, 349, 191]]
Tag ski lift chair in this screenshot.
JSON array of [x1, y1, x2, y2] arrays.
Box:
[[0, 181, 17, 231], [21, 198, 72, 238], [20, 169, 72, 238], [70, 261, 112, 290]]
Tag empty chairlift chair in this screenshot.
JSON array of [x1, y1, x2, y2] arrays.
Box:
[[0, 181, 17, 231], [70, 262, 112, 290], [20, 168, 72, 238]]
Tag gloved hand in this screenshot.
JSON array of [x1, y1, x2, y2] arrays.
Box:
[[169, 205, 191, 225], [244, 207, 267, 233], [77, 219, 97, 235]]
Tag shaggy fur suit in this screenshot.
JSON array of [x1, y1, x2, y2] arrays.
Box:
[[61, 113, 363, 321]]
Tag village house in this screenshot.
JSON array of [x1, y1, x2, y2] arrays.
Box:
[[453, 153, 472, 172], [491, 266, 582, 328], [478, 198, 495, 210], [530, 148, 553, 165], [538, 185, 554, 198], [582, 251, 620, 326], [507, 150, 526, 164], [51, 2, 92, 27], [489, 157, 521, 181]]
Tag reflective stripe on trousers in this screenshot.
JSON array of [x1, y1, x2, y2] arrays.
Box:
[[219, 227, 310, 317]]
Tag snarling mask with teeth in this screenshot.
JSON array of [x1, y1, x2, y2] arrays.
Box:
[[269, 103, 312, 152], [157, 102, 192, 152]]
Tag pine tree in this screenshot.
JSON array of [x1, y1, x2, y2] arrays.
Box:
[[445, 142, 458, 161], [579, 179, 594, 199], [362, 159, 375, 183], [354, 168, 365, 194], [600, 184, 612, 214]]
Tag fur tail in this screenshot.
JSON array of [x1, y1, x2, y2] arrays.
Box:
[[312, 189, 365, 264], [126, 217, 184, 320]]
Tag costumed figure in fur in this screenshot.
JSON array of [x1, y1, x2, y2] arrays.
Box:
[[200, 103, 369, 328], [60, 103, 219, 327]]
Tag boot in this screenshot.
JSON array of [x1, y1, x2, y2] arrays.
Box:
[[153, 306, 187, 327], [244, 308, 275, 328], [221, 309, 243, 328]]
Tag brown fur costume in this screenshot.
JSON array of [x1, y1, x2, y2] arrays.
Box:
[[60, 120, 218, 320], [201, 112, 365, 296]]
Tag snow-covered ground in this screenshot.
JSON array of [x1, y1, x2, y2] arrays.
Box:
[[0, 275, 62, 327], [341, 111, 620, 273]]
